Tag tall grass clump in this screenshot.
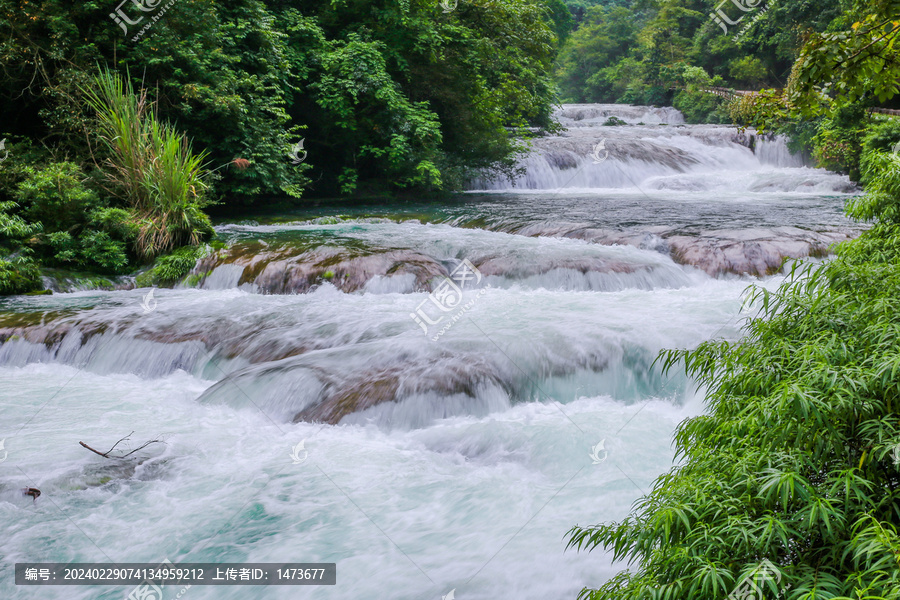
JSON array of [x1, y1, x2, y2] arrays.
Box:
[[80, 69, 213, 259], [568, 146, 900, 599]]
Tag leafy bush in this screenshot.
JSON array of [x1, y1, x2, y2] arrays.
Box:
[[16, 161, 98, 231], [0, 200, 42, 294], [0, 255, 41, 295], [136, 244, 209, 286], [728, 56, 766, 89], [0, 200, 40, 244], [81, 69, 214, 259], [812, 104, 869, 179], [862, 118, 900, 157], [12, 162, 133, 274], [568, 149, 900, 600], [673, 90, 728, 124]]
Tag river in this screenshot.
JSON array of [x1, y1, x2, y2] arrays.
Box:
[[0, 104, 858, 599]]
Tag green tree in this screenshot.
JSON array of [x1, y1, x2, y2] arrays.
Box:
[[556, 6, 641, 102], [789, 0, 900, 113]]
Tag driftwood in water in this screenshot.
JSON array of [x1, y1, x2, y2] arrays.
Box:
[[79, 432, 163, 459]]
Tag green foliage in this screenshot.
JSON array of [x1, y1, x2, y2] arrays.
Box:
[[0, 255, 41, 295], [311, 34, 443, 193], [567, 129, 900, 600], [80, 69, 214, 259], [728, 56, 766, 89], [554, 0, 857, 107], [136, 244, 209, 286], [789, 0, 900, 114], [0, 0, 561, 201], [16, 162, 99, 232], [545, 0, 576, 44], [1, 181, 43, 294], [811, 104, 870, 179], [851, 147, 900, 222], [862, 118, 900, 157], [555, 5, 641, 102], [279, 0, 559, 195], [0, 200, 40, 244], [9, 162, 132, 274], [673, 66, 728, 123], [672, 89, 727, 124]]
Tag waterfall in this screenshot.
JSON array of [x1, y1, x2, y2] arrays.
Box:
[[470, 104, 829, 191]]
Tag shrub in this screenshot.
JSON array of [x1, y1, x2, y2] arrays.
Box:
[[728, 56, 766, 89], [12, 162, 133, 274], [0, 255, 41, 295], [673, 90, 729, 124], [80, 69, 214, 259], [812, 104, 869, 179], [0, 200, 42, 294], [862, 118, 900, 157], [136, 244, 209, 286], [16, 162, 98, 231]]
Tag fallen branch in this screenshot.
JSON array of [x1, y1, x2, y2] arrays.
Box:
[[79, 432, 164, 459]]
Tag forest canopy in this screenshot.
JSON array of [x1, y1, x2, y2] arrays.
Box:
[[0, 0, 565, 204]]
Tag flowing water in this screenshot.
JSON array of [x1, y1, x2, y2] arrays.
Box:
[[0, 105, 859, 599]]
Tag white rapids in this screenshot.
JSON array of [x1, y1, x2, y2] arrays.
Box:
[[0, 103, 858, 600]]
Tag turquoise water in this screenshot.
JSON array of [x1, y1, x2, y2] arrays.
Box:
[[0, 105, 856, 599]]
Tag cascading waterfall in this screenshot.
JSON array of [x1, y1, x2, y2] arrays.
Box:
[[0, 104, 860, 600], [469, 105, 828, 190]]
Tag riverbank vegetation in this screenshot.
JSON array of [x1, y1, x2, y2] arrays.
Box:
[[0, 0, 567, 293], [567, 1, 900, 598], [556, 0, 899, 125]]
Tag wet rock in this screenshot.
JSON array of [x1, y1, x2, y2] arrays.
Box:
[[292, 359, 507, 424], [666, 227, 853, 276], [194, 244, 447, 294]]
